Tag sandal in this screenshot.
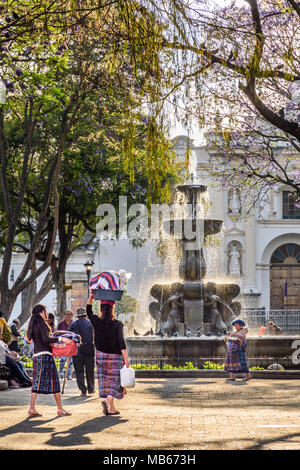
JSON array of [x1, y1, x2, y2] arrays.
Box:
[[28, 410, 42, 417], [108, 411, 120, 415], [57, 410, 72, 417], [101, 400, 109, 416]]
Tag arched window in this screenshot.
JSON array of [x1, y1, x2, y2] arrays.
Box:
[[270, 243, 300, 264]]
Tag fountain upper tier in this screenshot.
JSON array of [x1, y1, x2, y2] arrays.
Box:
[[176, 184, 207, 195], [165, 218, 223, 238]]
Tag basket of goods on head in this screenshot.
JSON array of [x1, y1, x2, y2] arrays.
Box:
[[89, 270, 131, 301], [51, 331, 81, 357]]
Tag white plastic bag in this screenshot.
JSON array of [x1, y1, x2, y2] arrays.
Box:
[[120, 365, 135, 388]]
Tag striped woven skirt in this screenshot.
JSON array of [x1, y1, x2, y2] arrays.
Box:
[[32, 353, 60, 394], [225, 349, 249, 373], [95, 350, 124, 400]]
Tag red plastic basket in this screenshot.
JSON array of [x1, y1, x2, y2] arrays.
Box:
[[51, 340, 78, 357]]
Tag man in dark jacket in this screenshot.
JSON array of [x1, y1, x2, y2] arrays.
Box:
[[68, 307, 95, 396], [9, 319, 23, 352]]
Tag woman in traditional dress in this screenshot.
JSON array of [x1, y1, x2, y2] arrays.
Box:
[[225, 318, 251, 382], [26, 304, 72, 418], [86, 294, 129, 416]]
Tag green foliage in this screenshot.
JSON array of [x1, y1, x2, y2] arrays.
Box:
[[20, 356, 33, 369], [203, 361, 225, 370], [204, 235, 222, 248], [132, 361, 198, 370], [20, 355, 62, 370], [115, 295, 139, 316], [132, 363, 160, 370], [0, 1, 181, 318], [19, 356, 265, 372]]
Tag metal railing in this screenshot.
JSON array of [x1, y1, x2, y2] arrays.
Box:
[[241, 309, 300, 334]]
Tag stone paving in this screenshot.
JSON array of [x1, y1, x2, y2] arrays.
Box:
[[1, 378, 300, 450]]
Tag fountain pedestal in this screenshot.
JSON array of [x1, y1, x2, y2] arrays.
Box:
[[184, 300, 204, 335]]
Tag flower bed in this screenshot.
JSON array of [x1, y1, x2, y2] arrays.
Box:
[[20, 355, 265, 371]]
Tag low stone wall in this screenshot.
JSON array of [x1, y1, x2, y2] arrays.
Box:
[[134, 369, 300, 379], [126, 335, 300, 360]]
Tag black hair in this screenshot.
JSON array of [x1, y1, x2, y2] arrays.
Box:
[[27, 304, 46, 341], [100, 304, 116, 325]]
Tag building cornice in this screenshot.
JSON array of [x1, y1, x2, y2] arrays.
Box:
[[257, 220, 300, 226]]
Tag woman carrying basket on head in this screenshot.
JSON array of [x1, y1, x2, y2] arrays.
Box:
[[86, 294, 130, 416], [225, 318, 251, 382], [26, 304, 72, 418]]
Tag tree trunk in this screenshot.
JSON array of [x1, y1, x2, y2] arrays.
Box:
[[56, 271, 67, 319], [0, 291, 15, 321], [16, 270, 54, 327], [0, 103, 79, 323]]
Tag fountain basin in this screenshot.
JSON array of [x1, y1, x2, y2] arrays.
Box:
[[126, 336, 300, 361], [164, 219, 223, 237], [176, 184, 207, 195]]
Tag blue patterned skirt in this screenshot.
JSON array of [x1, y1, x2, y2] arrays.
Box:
[[225, 349, 249, 373], [32, 354, 60, 394], [96, 350, 124, 400]]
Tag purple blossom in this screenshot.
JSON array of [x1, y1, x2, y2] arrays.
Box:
[[3, 79, 14, 92]]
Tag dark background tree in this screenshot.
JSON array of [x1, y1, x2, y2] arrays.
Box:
[[140, 0, 300, 197], [0, 1, 180, 322]]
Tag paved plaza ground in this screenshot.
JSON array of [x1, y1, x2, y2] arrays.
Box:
[[1, 377, 300, 450]]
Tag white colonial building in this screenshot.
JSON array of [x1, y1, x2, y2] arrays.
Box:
[[173, 135, 300, 312], [97, 134, 300, 317], [5, 134, 300, 328]]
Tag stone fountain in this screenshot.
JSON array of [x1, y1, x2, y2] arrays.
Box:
[[125, 155, 299, 367], [148, 178, 240, 338]]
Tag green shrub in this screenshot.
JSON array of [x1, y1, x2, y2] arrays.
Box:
[[132, 361, 198, 370], [203, 361, 225, 370], [20, 355, 64, 370]]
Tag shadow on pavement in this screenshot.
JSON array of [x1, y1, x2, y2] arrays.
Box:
[[45, 416, 128, 447], [137, 379, 217, 385], [246, 431, 300, 450], [0, 417, 57, 440]]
